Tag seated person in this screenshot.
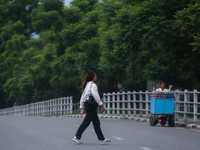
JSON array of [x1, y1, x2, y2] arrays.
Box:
[[156, 82, 169, 92]]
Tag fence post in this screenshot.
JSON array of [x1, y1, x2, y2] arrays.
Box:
[[39, 102, 41, 116], [57, 98, 59, 116], [31, 103, 33, 116], [63, 97, 66, 115], [128, 91, 131, 116], [145, 91, 149, 118], [67, 98, 70, 115], [26, 104, 28, 116], [193, 89, 198, 123], [133, 91, 136, 117], [59, 98, 61, 115], [112, 92, 115, 115], [45, 101, 47, 116], [184, 89, 188, 122], [55, 99, 57, 116], [139, 90, 143, 117], [53, 99, 55, 116], [33, 103, 35, 116], [38, 102, 40, 116], [51, 99, 54, 116], [23, 106, 25, 116], [117, 92, 120, 115], [56, 99, 58, 115], [29, 104, 31, 116], [48, 100, 50, 116], [122, 91, 125, 115], [40, 102, 42, 116], [174, 89, 179, 121], [42, 101, 45, 116], [187, 92, 191, 112], [34, 102, 36, 116], [32, 103, 35, 116], [107, 93, 110, 115], [61, 98, 63, 115], [103, 93, 106, 113], [70, 96, 73, 114], [50, 100, 52, 116], [37, 102, 39, 117]]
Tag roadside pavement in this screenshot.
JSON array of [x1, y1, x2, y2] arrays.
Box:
[[59, 114, 200, 130]]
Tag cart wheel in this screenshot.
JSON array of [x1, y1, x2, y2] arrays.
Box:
[[149, 115, 152, 126], [152, 114, 157, 126], [150, 114, 153, 126], [168, 115, 175, 127]]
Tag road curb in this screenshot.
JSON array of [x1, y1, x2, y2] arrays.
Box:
[[61, 115, 199, 130], [63, 115, 150, 123], [175, 122, 187, 128], [186, 124, 198, 129]]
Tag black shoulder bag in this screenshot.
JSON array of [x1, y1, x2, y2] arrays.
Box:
[[88, 83, 98, 108]]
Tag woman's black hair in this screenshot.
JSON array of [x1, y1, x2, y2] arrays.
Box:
[[81, 71, 96, 93], [160, 81, 165, 85]]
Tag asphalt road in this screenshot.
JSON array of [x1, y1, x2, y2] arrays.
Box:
[[0, 116, 199, 150]]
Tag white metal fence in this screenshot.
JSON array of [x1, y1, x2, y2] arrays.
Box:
[[1, 90, 200, 123], [103, 90, 200, 123], [0, 97, 73, 116]]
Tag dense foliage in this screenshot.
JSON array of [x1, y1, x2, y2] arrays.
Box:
[[0, 0, 199, 108]]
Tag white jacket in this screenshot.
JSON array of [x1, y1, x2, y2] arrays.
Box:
[[79, 81, 103, 109], [156, 88, 169, 92]]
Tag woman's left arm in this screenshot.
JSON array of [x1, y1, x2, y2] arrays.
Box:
[[91, 84, 103, 106], [79, 94, 85, 115]]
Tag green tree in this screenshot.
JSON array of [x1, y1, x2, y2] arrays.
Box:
[[70, 0, 99, 14], [1, 0, 200, 109], [0, 0, 39, 108], [99, 0, 199, 91]]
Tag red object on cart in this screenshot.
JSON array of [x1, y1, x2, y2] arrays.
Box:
[[150, 94, 165, 98], [159, 117, 167, 126]]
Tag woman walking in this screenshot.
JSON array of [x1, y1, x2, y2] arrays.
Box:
[[73, 71, 110, 145]]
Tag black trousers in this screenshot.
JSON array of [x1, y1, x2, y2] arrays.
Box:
[[75, 102, 105, 140]]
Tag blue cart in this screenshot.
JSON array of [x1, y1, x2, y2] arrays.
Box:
[[149, 93, 175, 127]]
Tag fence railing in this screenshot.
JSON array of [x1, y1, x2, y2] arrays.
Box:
[[1, 90, 200, 123], [103, 90, 200, 123], [0, 97, 73, 116]]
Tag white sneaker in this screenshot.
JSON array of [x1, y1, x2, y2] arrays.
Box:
[[100, 137, 111, 145], [72, 136, 83, 144]]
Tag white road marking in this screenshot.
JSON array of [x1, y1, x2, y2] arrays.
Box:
[[74, 125, 79, 127], [91, 130, 95, 132], [140, 147, 152, 150], [112, 136, 124, 140]]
